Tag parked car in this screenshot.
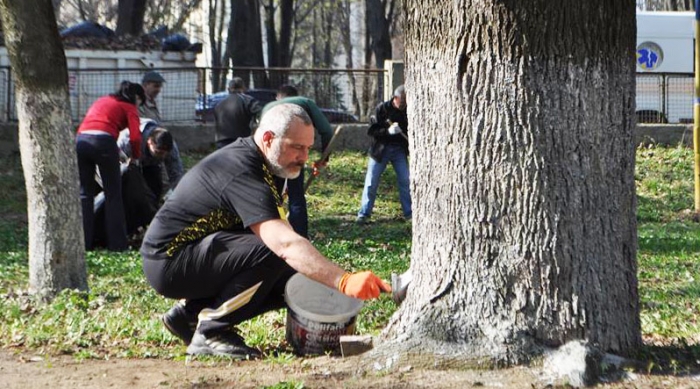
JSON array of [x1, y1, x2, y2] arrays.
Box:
[[195, 88, 358, 123], [319, 108, 358, 123]]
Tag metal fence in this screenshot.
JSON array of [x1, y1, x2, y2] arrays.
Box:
[[5, 67, 688, 125], [635, 72, 693, 124], [201, 67, 386, 123], [2, 66, 385, 124]]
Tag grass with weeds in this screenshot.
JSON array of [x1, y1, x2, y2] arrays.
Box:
[[262, 381, 305, 389], [0, 146, 698, 375]]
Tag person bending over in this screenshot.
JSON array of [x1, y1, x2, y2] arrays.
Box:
[[76, 81, 145, 251], [117, 119, 184, 200]]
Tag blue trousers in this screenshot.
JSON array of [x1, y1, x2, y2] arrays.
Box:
[[358, 144, 412, 219], [76, 134, 128, 251], [275, 169, 308, 238]]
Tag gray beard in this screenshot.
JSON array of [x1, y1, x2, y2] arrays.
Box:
[[268, 142, 301, 179]]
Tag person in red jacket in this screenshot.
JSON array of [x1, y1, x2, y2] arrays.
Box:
[[76, 81, 145, 251]]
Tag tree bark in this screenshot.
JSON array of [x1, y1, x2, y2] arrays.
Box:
[[208, 0, 228, 92], [366, 0, 393, 68], [277, 0, 293, 68], [338, 0, 362, 117], [228, 0, 266, 86], [379, 0, 640, 366], [115, 0, 146, 36], [0, 0, 87, 300]]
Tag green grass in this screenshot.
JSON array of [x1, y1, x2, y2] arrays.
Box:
[[635, 145, 700, 347], [0, 149, 409, 360], [0, 145, 699, 374]]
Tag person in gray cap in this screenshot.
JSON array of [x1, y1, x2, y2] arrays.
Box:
[[140, 71, 166, 121], [356, 84, 411, 225]]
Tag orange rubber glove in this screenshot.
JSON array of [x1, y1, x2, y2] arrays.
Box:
[[310, 160, 328, 177], [337, 271, 392, 300]]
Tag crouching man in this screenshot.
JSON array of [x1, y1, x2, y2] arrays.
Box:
[[140, 103, 390, 359]]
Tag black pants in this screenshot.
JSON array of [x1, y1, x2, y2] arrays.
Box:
[[142, 232, 295, 335], [76, 134, 127, 251], [141, 164, 164, 200]]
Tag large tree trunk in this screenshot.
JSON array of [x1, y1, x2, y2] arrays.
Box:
[[380, 0, 640, 366], [0, 0, 87, 300]]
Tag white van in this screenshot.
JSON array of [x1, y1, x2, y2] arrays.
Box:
[[636, 11, 694, 123]]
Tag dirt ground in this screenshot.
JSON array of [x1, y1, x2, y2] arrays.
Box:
[[3, 349, 700, 389]]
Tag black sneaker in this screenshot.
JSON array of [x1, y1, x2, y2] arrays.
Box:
[[162, 302, 197, 345], [186, 330, 262, 359]]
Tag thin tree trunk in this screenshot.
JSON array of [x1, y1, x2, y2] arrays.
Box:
[[338, 0, 361, 116], [366, 0, 392, 102], [379, 0, 640, 366], [115, 0, 146, 36], [171, 0, 203, 32], [208, 0, 229, 92], [0, 0, 88, 301], [263, 0, 278, 67], [228, 0, 266, 87], [278, 0, 293, 68]]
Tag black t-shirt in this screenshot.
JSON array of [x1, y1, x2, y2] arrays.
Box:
[[140, 137, 283, 260]]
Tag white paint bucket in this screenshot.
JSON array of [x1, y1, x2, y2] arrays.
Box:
[[284, 273, 363, 355]]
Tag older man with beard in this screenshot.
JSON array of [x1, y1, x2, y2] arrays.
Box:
[[140, 104, 391, 359]]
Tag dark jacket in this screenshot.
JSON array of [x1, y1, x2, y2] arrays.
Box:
[[214, 93, 263, 144], [117, 120, 184, 190], [367, 100, 408, 161]]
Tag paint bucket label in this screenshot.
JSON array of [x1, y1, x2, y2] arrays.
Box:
[[286, 306, 357, 355]]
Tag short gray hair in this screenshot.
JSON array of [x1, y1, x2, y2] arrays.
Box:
[[229, 77, 245, 90], [394, 84, 405, 97], [257, 103, 312, 138]]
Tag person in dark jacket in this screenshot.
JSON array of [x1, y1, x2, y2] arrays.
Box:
[[356, 85, 411, 224], [214, 77, 263, 149], [117, 119, 184, 200]]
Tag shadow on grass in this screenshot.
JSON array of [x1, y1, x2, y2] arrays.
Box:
[[638, 222, 700, 254], [311, 215, 412, 243], [636, 194, 669, 223], [633, 343, 700, 376]]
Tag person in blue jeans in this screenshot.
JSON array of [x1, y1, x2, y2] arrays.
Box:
[[357, 85, 411, 224]]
